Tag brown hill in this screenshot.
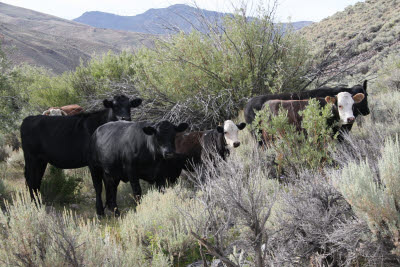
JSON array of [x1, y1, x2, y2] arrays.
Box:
[[300, 0, 400, 77], [0, 2, 154, 74]]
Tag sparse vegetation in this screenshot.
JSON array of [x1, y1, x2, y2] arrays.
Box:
[[40, 165, 83, 204], [252, 98, 336, 174]]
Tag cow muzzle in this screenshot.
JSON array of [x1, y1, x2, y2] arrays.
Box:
[[347, 117, 355, 124], [117, 116, 131, 121]]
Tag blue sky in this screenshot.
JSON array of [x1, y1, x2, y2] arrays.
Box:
[[2, 0, 363, 22]]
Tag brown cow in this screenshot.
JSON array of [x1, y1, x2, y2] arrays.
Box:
[[175, 120, 246, 171], [261, 92, 365, 143], [43, 104, 83, 116]]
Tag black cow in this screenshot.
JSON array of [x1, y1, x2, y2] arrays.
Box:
[[20, 95, 142, 200], [88, 120, 188, 216], [244, 81, 370, 129]]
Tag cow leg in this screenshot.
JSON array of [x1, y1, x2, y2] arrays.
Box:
[[89, 166, 105, 216], [129, 179, 142, 204], [104, 176, 120, 217], [24, 154, 47, 203], [156, 178, 166, 190]]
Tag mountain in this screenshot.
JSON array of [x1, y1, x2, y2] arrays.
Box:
[[300, 0, 400, 75], [74, 4, 313, 34], [0, 2, 154, 74]]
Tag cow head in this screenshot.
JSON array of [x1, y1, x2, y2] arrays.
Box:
[[103, 95, 142, 121], [43, 108, 67, 116], [325, 92, 365, 125], [216, 120, 246, 148], [351, 80, 369, 116], [143, 121, 189, 159]]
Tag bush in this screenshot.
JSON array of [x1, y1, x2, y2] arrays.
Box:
[[184, 141, 280, 267], [267, 170, 355, 266], [132, 8, 311, 128], [252, 98, 336, 175], [0, 134, 9, 163], [0, 178, 5, 199], [119, 183, 204, 265], [335, 135, 400, 257], [40, 165, 83, 204], [0, 190, 125, 266]]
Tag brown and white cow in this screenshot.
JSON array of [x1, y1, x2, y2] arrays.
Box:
[[261, 92, 365, 142], [174, 120, 246, 171], [43, 104, 83, 116]]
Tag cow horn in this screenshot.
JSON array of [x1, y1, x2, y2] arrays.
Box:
[[61, 110, 68, 116], [43, 110, 50, 115]]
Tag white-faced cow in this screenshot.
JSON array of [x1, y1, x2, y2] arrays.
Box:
[[43, 104, 83, 116], [43, 108, 67, 116], [20, 95, 142, 200], [88, 120, 189, 216], [174, 120, 247, 171], [244, 81, 370, 133], [261, 92, 365, 143]]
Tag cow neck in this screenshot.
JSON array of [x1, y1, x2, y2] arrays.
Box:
[[84, 108, 116, 136]]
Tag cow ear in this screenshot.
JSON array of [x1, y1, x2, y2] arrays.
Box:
[[363, 80, 368, 92], [353, 93, 365, 104], [236, 122, 246, 130], [143, 126, 156, 135], [103, 99, 113, 108], [325, 96, 336, 105], [130, 98, 142, 108], [216, 126, 224, 133], [175, 123, 189, 132]]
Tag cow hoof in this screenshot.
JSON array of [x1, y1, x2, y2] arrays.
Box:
[[114, 208, 120, 217]]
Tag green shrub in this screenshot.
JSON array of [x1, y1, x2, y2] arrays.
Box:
[[335, 135, 400, 256], [0, 190, 125, 266], [252, 98, 335, 174], [119, 183, 204, 265], [0, 178, 5, 199], [133, 9, 311, 127], [71, 51, 136, 99], [40, 165, 82, 204]]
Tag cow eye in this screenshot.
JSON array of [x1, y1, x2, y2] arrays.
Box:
[[339, 105, 343, 109], [224, 131, 228, 134]]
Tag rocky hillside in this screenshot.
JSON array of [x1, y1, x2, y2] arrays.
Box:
[[0, 2, 154, 74], [300, 0, 400, 76], [74, 4, 313, 34]]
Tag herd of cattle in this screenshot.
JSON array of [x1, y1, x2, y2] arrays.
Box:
[[20, 81, 369, 216]]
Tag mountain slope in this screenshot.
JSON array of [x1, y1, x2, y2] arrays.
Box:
[[74, 4, 313, 34], [0, 2, 154, 74], [300, 0, 400, 75]]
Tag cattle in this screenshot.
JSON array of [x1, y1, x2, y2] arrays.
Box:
[[20, 95, 142, 200], [42, 108, 67, 116], [244, 81, 369, 129], [175, 120, 247, 172], [260, 92, 365, 143], [43, 104, 83, 116], [88, 120, 189, 216]]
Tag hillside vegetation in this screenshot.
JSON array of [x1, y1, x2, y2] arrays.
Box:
[[0, 2, 154, 74], [301, 0, 400, 77]]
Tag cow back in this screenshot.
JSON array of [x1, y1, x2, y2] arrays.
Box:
[[244, 83, 368, 124]]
